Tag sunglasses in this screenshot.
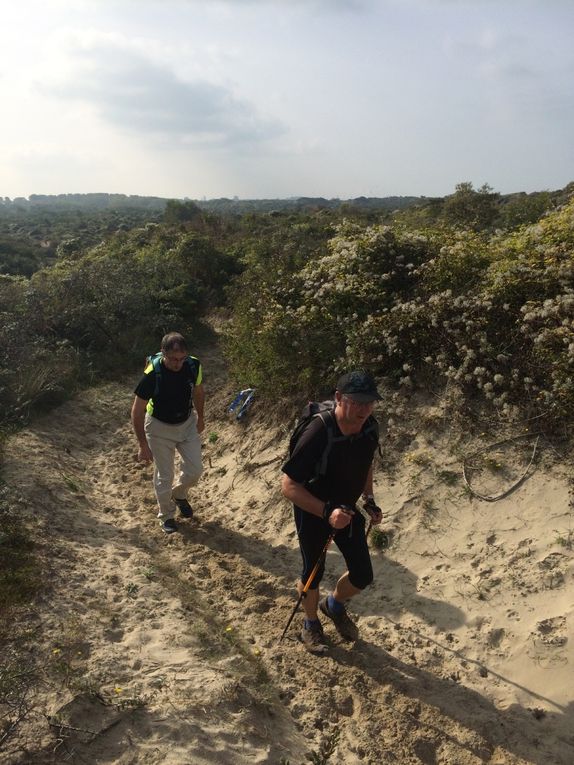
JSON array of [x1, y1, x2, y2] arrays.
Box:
[[342, 395, 375, 408]]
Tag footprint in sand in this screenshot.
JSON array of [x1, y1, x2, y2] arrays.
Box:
[[533, 616, 568, 646], [104, 627, 125, 642], [539, 552, 567, 569], [333, 689, 355, 717], [190, 564, 211, 579], [538, 552, 568, 588], [253, 580, 275, 597], [486, 627, 511, 650], [243, 596, 273, 615]]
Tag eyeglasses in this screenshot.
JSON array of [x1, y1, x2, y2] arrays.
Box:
[[163, 353, 187, 364]]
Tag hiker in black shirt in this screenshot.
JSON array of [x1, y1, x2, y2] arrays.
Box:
[[132, 332, 204, 534], [281, 370, 383, 652]]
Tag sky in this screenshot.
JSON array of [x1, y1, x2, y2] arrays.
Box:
[[1, 0, 573, 200]]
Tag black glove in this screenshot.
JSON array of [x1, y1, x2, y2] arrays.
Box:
[[362, 495, 382, 519]]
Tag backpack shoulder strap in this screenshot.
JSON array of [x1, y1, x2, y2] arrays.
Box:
[[315, 409, 338, 477], [185, 355, 201, 385], [314, 411, 381, 476], [363, 414, 379, 437], [149, 354, 200, 399], [149, 353, 162, 398], [363, 415, 382, 459]]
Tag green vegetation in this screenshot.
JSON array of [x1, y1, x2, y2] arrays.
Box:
[[369, 526, 390, 551], [0, 182, 573, 429], [227, 187, 574, 426], [553, 528, 574, 549], [0, 182, 573, 754], [0, 520, 39, 611], [0, 194, 167, 276]]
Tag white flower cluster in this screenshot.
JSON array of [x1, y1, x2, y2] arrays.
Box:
[[231, 195, 574, 420]]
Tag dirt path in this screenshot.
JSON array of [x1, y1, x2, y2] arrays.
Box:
[[1, 342, 573, 764]]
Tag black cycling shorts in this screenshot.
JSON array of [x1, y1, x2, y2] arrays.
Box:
[[294, 506, 373, 590]]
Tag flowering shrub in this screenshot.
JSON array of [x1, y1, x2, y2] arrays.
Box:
[[416, 229, 491, 295], [3, 192, 574, 426], [227, 195, 574, 422], [226, 223, 435, 395]]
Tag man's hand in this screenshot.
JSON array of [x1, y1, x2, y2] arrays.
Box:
[[328, 505, 354, 529], [137, 443, 153, 463], [363, 497, 383, 525]]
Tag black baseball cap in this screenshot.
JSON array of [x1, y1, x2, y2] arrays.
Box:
[[336, 370, 382, 403]]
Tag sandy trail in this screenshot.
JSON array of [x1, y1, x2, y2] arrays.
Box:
[[1, 342, 573, 764]]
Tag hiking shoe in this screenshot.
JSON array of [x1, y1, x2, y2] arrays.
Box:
[[319, 597, 359, 642], [161, 518, 178, 534], [173, 498, 193, 519], [299, 621, 329, 654]]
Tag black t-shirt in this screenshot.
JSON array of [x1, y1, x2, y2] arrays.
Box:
[[134, 358, 202, 424], [282, 413, 378, 507]]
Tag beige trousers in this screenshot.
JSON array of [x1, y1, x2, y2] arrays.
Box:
[[144, 413, 203, 519]]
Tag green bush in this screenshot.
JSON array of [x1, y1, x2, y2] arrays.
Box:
[[2, 191, 574, 430], [225, 223, 434, 395], [226, 195, 574, 423], [0, 275, 80, 421], [0, 222, 241, 423]]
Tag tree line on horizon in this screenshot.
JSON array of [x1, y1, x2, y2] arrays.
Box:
[[1, 182, 571, 280], [2, 180, 571, 221]]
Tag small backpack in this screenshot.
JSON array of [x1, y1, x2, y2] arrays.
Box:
[[228, 388, 256, 420], [145, 352, 200, 399], [288, 400, 380, 480]]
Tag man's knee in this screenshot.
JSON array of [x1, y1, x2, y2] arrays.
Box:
[[349, 565, 373, 591], [181, 465, 203, 486]]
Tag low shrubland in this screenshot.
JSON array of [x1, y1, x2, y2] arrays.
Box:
[[226, 194, 574, 425], [0, 224, 240, 423], [2, 187, 573, 757], [1, 184, 573, 429], [0, 182, 573, 645]]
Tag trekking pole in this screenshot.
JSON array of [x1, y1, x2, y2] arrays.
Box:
[[279, 533, 335, 643]]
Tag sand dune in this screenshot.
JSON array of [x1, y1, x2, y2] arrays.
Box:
[[1, 342, 573, 764]]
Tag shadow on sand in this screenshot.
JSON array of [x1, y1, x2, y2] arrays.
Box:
[[182, 519, 574, 765]]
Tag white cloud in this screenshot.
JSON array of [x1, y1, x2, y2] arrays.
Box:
[[38, 35, 284, 148], [1, 0, 572, 198]]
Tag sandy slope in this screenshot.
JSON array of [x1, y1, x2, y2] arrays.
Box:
[[1, 342, 573, 764]]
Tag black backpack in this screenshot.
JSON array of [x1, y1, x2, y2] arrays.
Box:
[[288, 400, 380, 479]]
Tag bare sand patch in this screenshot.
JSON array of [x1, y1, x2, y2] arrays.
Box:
[[1, 343, 573, 763]]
